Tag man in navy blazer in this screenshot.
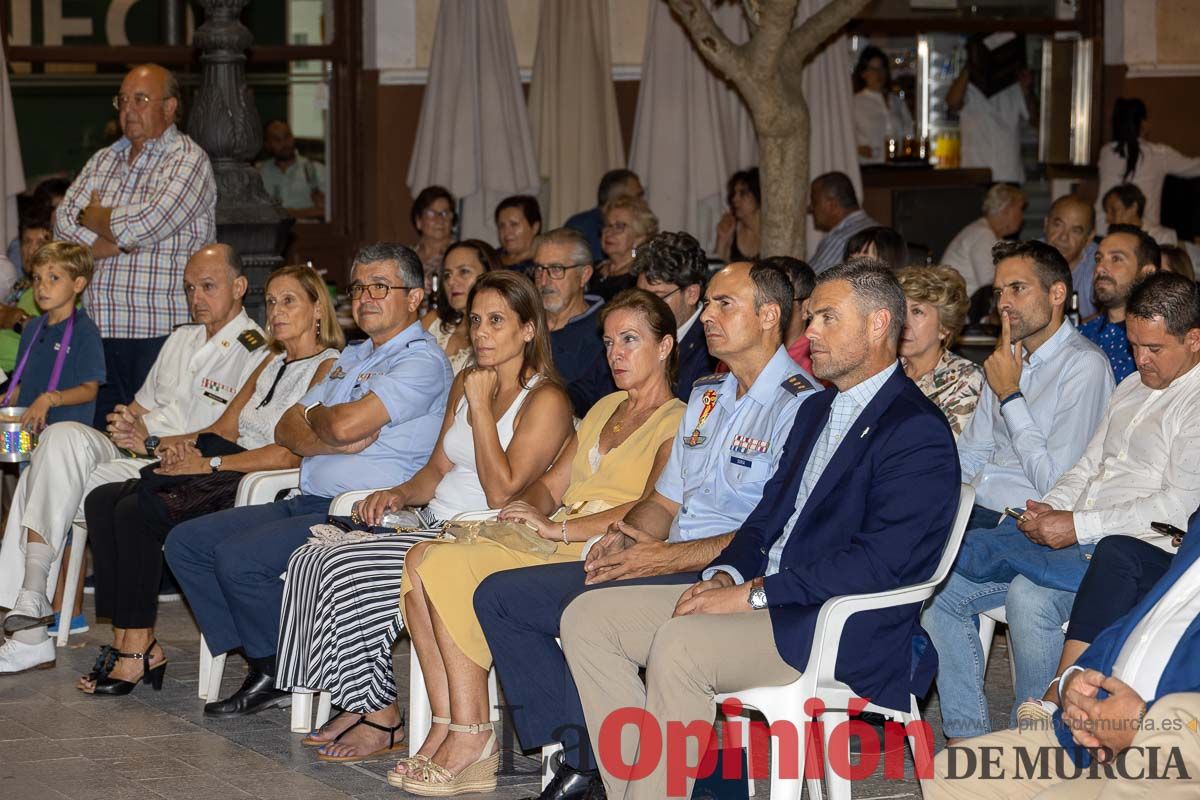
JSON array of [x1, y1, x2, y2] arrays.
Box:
[[929, 517, 1200, 798], [632, 232, 715, 400], [561, 259, 961, 800]]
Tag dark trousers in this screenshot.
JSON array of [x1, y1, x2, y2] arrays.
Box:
[[1066, 535, 1174, 642], [163, 494, 330, 659], [86, 480, 174, 628], [474, 561, 694, 772], [95, 336, 168, 429]]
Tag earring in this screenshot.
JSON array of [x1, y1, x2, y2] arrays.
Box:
[[316, 318, 322, 337]]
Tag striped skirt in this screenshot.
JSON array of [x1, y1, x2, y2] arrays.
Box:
[[275, 532, 438, 714]]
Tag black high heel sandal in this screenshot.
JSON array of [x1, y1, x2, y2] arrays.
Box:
[[90, 639, 167, 696], [80, 644, 119, 686]]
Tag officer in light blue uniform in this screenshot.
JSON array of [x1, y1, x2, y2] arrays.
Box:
[[657, 346, 820, 542]]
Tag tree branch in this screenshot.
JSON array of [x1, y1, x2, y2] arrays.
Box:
[[667, 0, 746, 78], [745, 0, 801, 78], [784, 0, 872, 62]]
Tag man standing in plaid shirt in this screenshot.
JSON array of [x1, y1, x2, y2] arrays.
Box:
[[54, 63, 216, 428]]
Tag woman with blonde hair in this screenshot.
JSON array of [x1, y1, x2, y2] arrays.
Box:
[[77, 265, 343, 695], [896, 265, 983, 436], [593, 196, 659, 301]]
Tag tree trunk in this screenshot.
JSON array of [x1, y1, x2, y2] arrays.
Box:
[[757, 91, 809, 259]]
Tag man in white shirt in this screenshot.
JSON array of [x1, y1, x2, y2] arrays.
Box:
[[0, 244, 267, 672], [924, 240, 1114, 742], [942, 184, 1027, 298], [1103, 182, 1179, 246], [946, 56, 1037, 185]]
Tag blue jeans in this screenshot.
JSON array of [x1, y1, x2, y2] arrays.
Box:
[[923, 531, 1075, 739], [163, 494, 331, 658]]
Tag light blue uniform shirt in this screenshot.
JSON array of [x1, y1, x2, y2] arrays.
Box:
[[656, 346, 820, 543], [957, 319, 1114, 513], [297, 321, 452, 497]]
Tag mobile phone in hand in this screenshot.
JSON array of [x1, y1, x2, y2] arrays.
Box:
[[1003, 506, 1028, 524], [1152, 521, 1187, 546]]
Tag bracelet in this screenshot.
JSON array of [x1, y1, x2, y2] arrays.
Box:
[[561, 518, 569, 545], [1000, 390, 1024, 408]]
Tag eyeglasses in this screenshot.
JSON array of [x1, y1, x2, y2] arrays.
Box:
[[112, 93, 168, 111], [647, 286, 681, 301], [530, 263, 587, 279], [602, 222, 629, 234], [348, 283, 413, 300], [422, 209, 452, 220]]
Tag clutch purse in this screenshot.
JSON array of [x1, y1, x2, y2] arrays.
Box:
[[440, 518, 559, 558]]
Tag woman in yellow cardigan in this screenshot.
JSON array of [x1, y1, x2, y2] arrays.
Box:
[[394, 289, 685, 794]]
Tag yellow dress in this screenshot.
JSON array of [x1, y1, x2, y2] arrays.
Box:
[[400, 391, 685, 668]]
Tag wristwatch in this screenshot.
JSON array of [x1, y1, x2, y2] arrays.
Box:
[[144, 435, 160, 455], [209, 456, 223, 473], [749, 578, 768, 610]]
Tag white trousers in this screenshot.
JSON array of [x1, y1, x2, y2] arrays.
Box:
[[0, 422, 151, 608]]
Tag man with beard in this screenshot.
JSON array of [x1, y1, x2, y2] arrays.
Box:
[[925, 240, 1115, 744], [531, 228, 616, 417], [1080, 224, 1163, 382]]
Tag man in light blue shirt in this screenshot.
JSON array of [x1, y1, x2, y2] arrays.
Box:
[[475, 261, 821, 795], [165, 243, 451, 717], [925, 239, 1114, 742]]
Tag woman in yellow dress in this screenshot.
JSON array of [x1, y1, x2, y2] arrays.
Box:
[[395, 289, 684, 794]]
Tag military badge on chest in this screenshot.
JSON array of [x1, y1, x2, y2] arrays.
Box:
[[683, 389, 718, 447]]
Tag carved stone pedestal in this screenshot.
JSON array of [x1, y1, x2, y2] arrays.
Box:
[[188, 0, 290, 324]]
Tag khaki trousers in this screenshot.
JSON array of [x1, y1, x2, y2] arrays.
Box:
[[561, 583, 801, 800], [926, 692, 1200, 800]]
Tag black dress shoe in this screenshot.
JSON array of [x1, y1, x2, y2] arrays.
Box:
[[203, 670, 292, 717], [525, 763, 605, 800]]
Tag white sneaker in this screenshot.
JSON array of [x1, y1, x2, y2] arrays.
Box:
[[2, 589, 54, 633], [0, 637, 55, 674]]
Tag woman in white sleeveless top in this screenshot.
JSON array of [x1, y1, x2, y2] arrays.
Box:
[[275, 270, 573, 762], [78, 266, 343, 695]]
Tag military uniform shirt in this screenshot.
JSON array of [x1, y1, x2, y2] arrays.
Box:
[[656, 346, 820, 543]]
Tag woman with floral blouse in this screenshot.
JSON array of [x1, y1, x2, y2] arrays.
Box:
[[896, 265, 984, 437]]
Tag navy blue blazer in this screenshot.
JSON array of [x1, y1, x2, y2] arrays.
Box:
[[1054, 524, 1200, 764], [708, 366, 960, 711], [674, 321, 716, 401]]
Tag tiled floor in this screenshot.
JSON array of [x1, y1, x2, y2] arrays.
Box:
[[1, 596, 1017, 799]]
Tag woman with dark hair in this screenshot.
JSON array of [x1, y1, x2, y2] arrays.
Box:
[[1096, 98, 1200, 237], [852, 46, 913, 164], [845, 225, 910, 270], [274, 271, 574, 766], [1160, 245, 1196, 282], [494, 195, 542, 272], [411, 186, 458, 293], [715, 167, 761, 262], [76, 265, 343, 695], [421, 240, 501, 374]]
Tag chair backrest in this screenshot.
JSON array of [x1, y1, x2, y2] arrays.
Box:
[[929, 483, 975, 587]]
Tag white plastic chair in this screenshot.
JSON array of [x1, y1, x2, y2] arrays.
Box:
[[196, 469, 302, 725], [55, 523, 89, 647], [715, 483, 975, 800], [977, 606, 1017, 688]]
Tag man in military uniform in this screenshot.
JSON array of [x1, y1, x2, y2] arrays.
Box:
[[475, 261, 823, 800], [0, 244, 266, 672]]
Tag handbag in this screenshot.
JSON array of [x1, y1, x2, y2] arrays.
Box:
[[138, 434, 248, 524], [441, 518, 559, 558]]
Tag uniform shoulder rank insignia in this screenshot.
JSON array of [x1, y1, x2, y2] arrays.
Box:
[[781, 373, 816, 396], [237, 329, 266, 351], [692, 373, 724, 388]]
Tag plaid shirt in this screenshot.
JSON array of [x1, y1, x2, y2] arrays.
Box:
[[54, 125, 216, 338]]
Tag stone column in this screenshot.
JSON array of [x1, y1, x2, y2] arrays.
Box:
[[188, 0, 291, 323]]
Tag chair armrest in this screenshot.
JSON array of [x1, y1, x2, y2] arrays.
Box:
[[579, 534, 604, 561], [235, 469, 301, 507], [329, 489, 379, 517]]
